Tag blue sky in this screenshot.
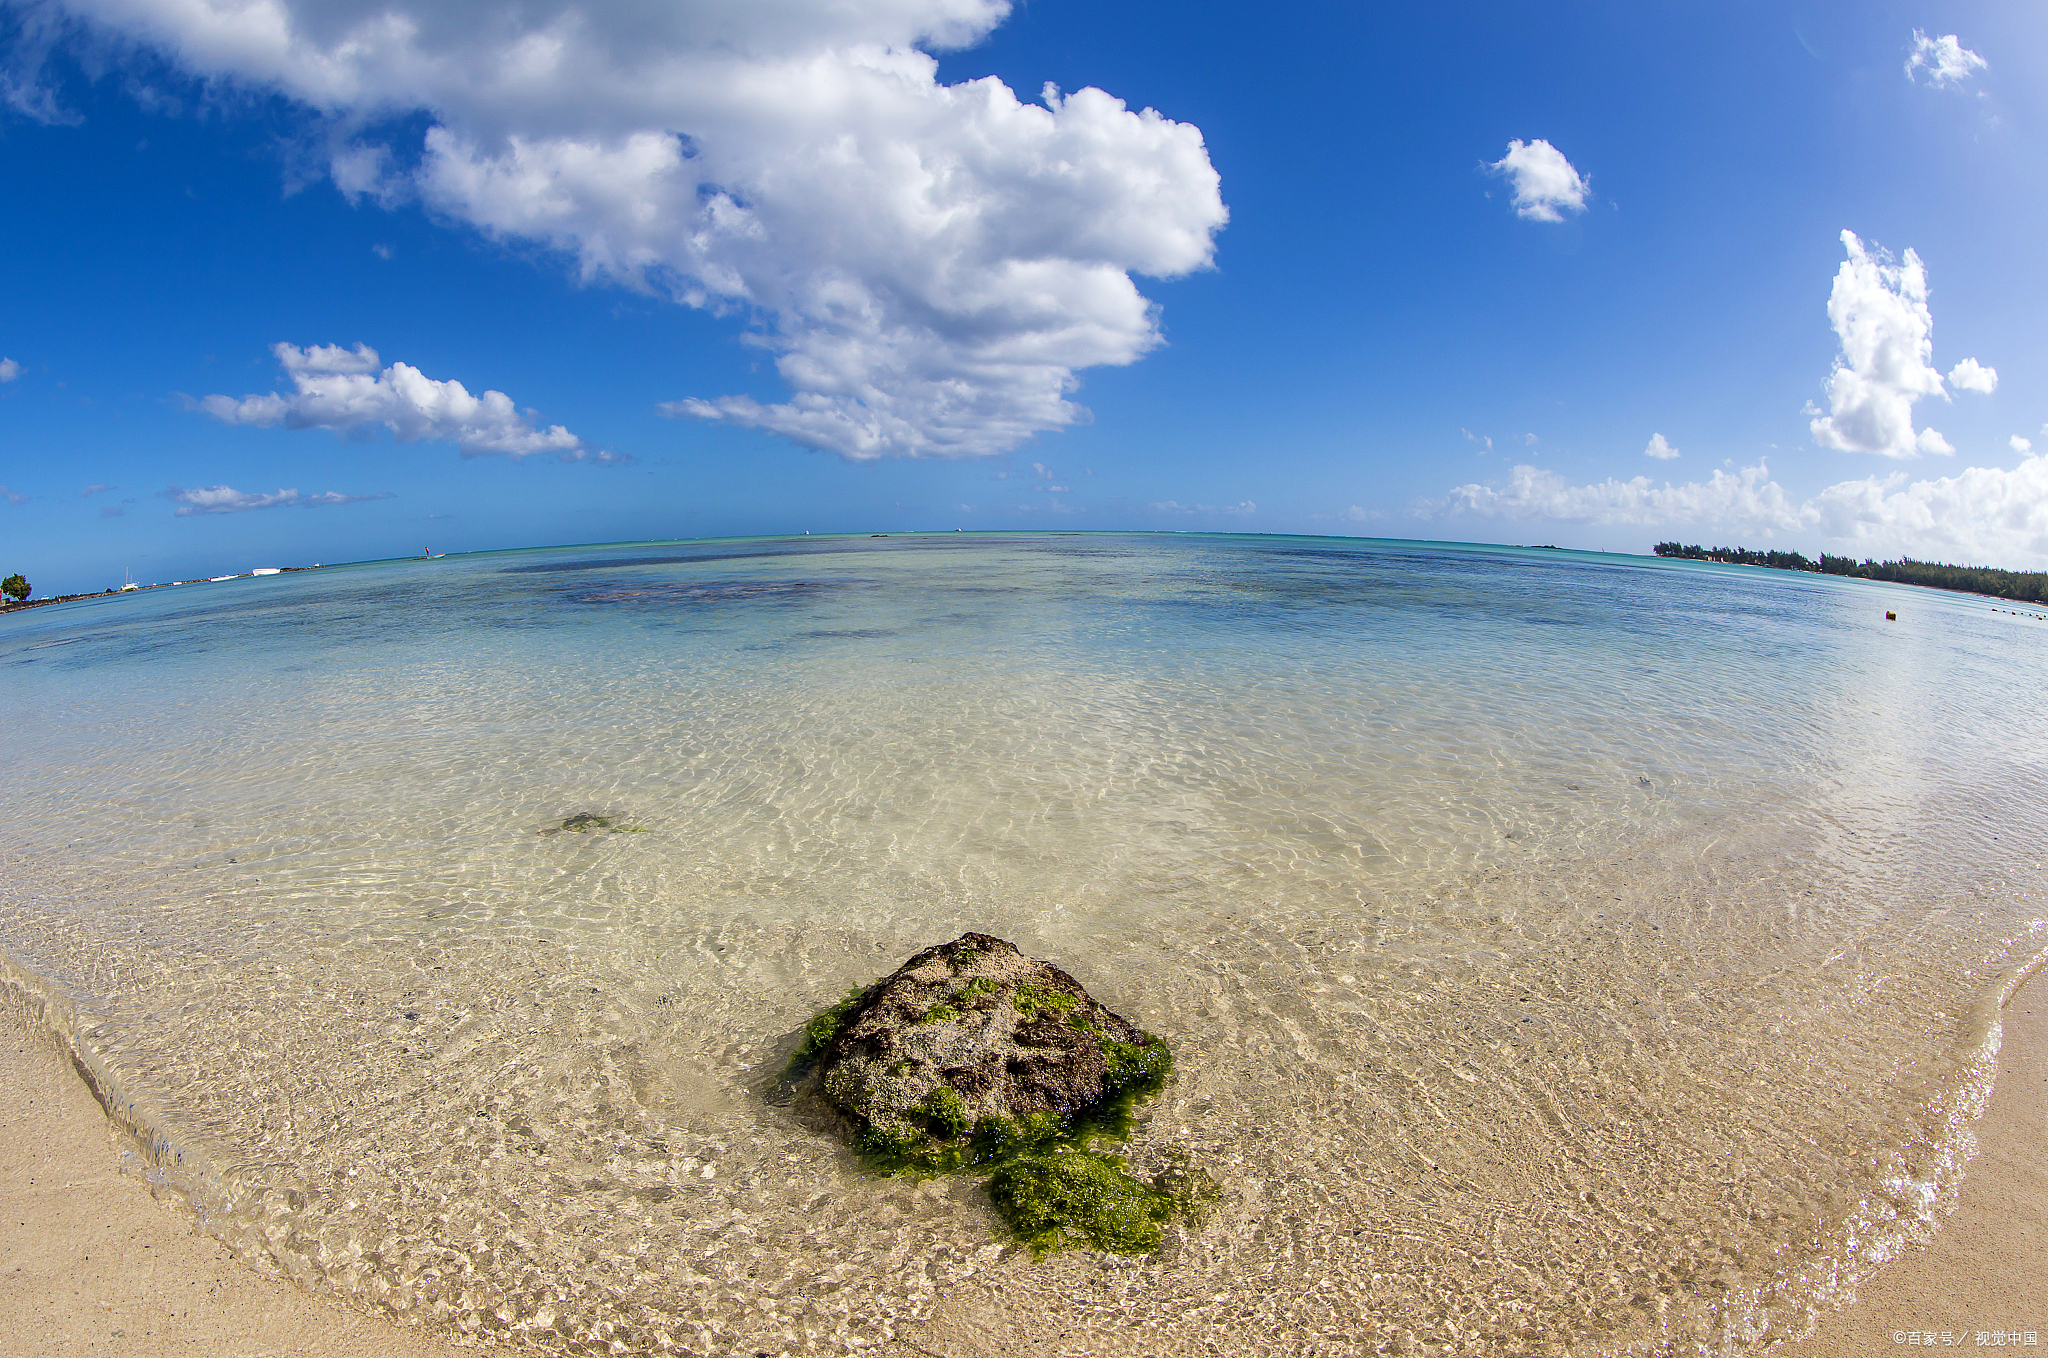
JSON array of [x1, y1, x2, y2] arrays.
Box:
[[3, 0, 2045, 595]]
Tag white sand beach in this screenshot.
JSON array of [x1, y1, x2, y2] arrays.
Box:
[[0, 1008, 482, 1358]]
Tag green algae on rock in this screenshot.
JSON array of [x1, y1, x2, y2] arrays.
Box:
[[790, 932, 1213, 1256], [784, 986, 870, 1079], [989, 1150, 1190, 1257]]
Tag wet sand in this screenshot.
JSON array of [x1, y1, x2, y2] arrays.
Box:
[[3, 979, 2041, 1358], [1782, 974, 2047, 1358], [0, 1007, 488, 1358]]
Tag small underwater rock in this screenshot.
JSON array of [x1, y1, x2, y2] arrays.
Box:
[[539, 812, 646, 836]]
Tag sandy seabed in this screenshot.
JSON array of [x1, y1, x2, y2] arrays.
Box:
[[2, 979, 2040, 1358]]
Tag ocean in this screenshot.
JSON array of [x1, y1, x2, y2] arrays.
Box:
[[1, 531, 2043, 1355]]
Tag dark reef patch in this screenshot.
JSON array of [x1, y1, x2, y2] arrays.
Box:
[[504, 549, 839, 574], [562, 580, 845, 606]]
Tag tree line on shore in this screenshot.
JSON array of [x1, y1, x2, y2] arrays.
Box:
[[1653, 542, 2048, 605]]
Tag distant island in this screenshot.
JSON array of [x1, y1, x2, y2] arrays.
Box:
[[1653, 542, 2048, 607]]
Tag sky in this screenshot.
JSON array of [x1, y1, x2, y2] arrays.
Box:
[[2, 0, 2046, 595]]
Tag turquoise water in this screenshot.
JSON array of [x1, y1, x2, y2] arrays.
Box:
[[2, 531, 2044, 1356]]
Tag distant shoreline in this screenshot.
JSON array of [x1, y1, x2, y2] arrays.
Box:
[[0, 564, 324, 617], [1655, 541, 2048, 609]]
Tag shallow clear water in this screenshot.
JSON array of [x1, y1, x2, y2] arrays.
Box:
[[2, 531, 2044, 1356]]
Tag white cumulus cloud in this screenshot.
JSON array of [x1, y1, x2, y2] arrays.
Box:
[[1809, 230, 1990, 460], [1434, 462, 1810, 533], [200, 343, 609, 460], [1644, 433, 1680, 460], [1810, 461, 2048, 564], [1427, 454, 2048, 569], [1947, 357, 1996, 394], [2012, 436, 2033, 455], [1906, 31, 1988, 88], [0, 357, 20, 382], [161, 484, 395, 516], [44, 0, 1225, 462], [1486, 139, 1589, 222]]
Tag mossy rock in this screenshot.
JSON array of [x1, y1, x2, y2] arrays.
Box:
[[812, 933, 1170, 1170], [784, 933, 1210, 1256]]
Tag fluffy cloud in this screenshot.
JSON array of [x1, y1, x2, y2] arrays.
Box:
[[1429, 455, 2048, 569], [1, 486, 27, 504], [1810, 461, 2048, 565], [80, 482, 113, 496], [1644, 433, 1679, 460], [200, 343, 610, 460], [161, 484, 395, 515], [1947, 357, 1996, 394], [1906, 31, 1988, 88], [1485, 139, 1589, 222], [1808, 231, 1990, 460], [2013, 436, 2033, 455], [0, 357, 19, 381], [45, 0, 1225, 462], [1435, 462, 1810, 533]]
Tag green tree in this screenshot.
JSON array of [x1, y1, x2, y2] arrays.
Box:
[[1, 574, 28, 602]]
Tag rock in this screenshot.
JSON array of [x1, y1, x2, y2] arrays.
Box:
[[809, 933, 1172, 1169], [785, 933, 1214, 1257], [539, 812, 645, 835]]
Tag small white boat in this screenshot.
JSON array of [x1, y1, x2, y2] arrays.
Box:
[[252, 568, 282, 576]]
